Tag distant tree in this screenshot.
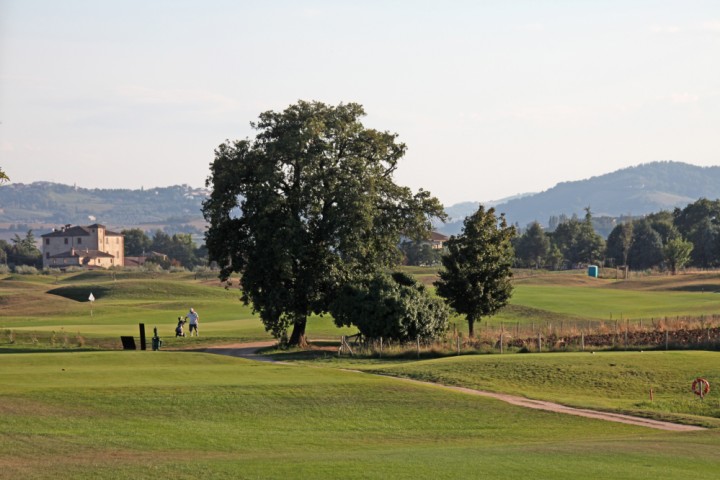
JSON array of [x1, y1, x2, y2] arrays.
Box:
[[550, 208, 604, 267], [577, 207, 605, 265], [0, 239, 8, 264], [202, 100, 445, 346], [122, 228, 152, 256], [166, 233, 199, 268], [673, 199, 720, 267], [330, 272, 449, 341], [7, 230, 41, 267], [514, 221, 549, 268], [628, 220, 664, 270], [0, 167, 8, 184], [150, 230, 173, 255], [400, 240, 441, 266], [435, 206, 515, 337], [645, 211, 677, 244], [605, 221, 633, 268], [664, 237, 693, 275]]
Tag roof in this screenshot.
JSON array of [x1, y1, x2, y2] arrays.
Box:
[[41, 224, 123, 238], [50, 248, 114, 259], [429, 231, 449, 242], [42, 225, 92, 238]]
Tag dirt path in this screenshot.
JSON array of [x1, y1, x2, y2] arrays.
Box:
[[203, 342, 705, 432]]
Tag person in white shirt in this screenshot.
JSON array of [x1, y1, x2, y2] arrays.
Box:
[[185, 308, 199, 336]]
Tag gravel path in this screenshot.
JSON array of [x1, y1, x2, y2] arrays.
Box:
[[203, 342, 706, 432]]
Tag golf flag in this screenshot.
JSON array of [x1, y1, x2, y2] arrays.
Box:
[[89, 293, 95, 302]]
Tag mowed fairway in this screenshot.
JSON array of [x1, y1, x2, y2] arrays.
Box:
[[0, 272, 353, 346], [494, 271, 720, 325], [2, 351, 720, 479]]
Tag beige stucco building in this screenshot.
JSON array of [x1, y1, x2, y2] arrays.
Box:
[[41, 224, 124, 269]]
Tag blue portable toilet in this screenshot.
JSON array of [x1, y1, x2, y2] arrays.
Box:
[[588, 265, 599, 278]]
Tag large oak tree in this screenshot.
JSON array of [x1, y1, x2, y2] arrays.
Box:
[[203, 101, 444, 346]]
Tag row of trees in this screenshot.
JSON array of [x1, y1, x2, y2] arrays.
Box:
[[513, 199, 720, 274], [122, 228, 206, 269]]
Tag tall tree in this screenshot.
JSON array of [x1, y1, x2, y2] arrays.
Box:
[[628, 220, 664, 270], [664, 237, 693, 275], [605, 221, 633, 270], [8, 230, 41, 267], [514, 221, 549, 268], [122, 228, 152, 256], [435, 206, 515, 337], [203, 101, 445, 346], [0, 167, 8, 184]]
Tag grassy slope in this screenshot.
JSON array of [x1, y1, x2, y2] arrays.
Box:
[[0, 272, 353, 346], [1, 351, 719, 479], [360, 350, 720, 427]]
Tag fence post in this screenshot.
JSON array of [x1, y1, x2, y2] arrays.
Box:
[[624, 329, 628, 350], [416, 336, 420, 359], [538, 332, 542, 352], [581, 331, 585, 352], [379, 337, 383, 358], [665, 330, 669, 351]]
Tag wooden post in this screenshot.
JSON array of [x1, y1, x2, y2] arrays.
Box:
[[650, 388, 654, 402], [581, 331, 585, 352], [499, 332, 503, 354], [624, 329, 628, 350], [456, 335, 460, 356], [538, 333, 542, 352], [139, 323, 146, 351], [665, 330, 669, 351], [416, 336, 420, 359], [379, 337, 383, 358]]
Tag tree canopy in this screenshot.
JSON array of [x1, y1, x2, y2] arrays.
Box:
[[435, 206, 515, 337], [330, 272, 448, 341], [203, 101, 445, 346]]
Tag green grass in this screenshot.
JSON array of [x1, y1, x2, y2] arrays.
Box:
[[0, 271, 354, 348], [359, 350, 720, 427], [1, 351, 720, 479]]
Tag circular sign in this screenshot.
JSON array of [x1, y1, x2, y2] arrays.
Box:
[[692, 378, 710, 397]]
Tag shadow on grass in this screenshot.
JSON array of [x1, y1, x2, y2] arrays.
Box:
[[0, 347, 105, 354]]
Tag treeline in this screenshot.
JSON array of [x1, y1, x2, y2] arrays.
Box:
[[122, 228, 207, 269], [0, 229, 207, 271], [513, 198, 720, 273]]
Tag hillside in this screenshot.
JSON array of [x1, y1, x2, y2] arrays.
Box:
[[0, 182, 208, 236], [438, 161, 720, 234], [3, 161, 720, 240]]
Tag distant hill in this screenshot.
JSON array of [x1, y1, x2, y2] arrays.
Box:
[[0, 182, 209, 238], [438, 161, 720, 235], [4, 161, 720, 241]]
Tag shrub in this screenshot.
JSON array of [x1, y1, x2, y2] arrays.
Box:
[[14, 265, 39, 275]]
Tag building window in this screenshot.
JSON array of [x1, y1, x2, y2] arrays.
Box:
[[46, 252, 50, 259], [64, 238, 68, 245], [45, 238, 50, 245], [77, 238, 82, 244]]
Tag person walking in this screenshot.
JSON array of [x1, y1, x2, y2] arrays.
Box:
[[185, 308, 200, 336]]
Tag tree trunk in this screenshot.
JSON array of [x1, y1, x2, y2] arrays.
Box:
[[467, 316, 475, 338], [288, 315, 308, 347]]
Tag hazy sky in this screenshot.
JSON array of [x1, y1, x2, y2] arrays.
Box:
[[1, 1, 719, 206]]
